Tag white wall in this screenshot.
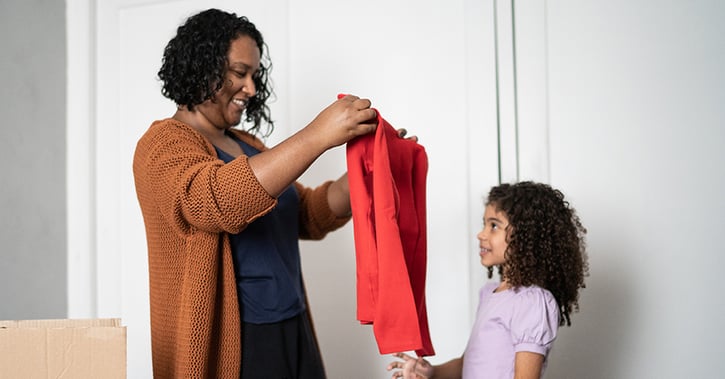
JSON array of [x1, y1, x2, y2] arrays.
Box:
[[540, 1, 725, 377], [60, 0, 725, 378]]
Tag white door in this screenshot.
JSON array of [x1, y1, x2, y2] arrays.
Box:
[[69, 0, 499, 377]]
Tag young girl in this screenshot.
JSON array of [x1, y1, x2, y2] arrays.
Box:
[[387, 181, 589, 379]]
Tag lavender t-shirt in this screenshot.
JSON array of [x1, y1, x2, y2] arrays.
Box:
[[462, 282, 559, 379]]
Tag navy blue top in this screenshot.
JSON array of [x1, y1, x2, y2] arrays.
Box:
[[214, 136, 305, 324]]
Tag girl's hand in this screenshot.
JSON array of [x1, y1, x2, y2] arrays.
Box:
[[386, 352, 433, 379]]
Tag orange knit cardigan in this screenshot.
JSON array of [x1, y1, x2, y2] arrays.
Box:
[[133, 118, 349, 378]]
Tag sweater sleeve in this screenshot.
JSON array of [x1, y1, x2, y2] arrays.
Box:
[[133, 119, 277, 236]]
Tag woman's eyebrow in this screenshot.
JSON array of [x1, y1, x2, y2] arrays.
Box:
[[229, 62, 257, 71]]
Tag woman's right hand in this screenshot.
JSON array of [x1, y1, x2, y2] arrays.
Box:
[[306, 94, 378, 149], [386, 352, 434, 379], [246, 94, 377, 197]]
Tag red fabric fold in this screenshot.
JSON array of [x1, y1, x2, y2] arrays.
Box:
[[345, 97, 434, 356]]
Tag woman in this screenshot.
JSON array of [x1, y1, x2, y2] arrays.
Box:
[[133, 8, 382, 378]]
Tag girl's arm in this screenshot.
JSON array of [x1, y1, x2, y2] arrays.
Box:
[[513, 351, 544, 379], [428, 357, 463, 379]]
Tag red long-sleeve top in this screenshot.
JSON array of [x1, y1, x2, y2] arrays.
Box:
[[346, 111, 435, 356]]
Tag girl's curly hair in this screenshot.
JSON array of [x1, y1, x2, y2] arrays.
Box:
[[486, 181, 589, 327], [158, 8, 274, 136]]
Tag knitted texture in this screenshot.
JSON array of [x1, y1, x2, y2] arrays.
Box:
[[133, 118, 348, 378]]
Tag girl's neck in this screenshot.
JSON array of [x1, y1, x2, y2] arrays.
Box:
[[494, 280, 511, 293]]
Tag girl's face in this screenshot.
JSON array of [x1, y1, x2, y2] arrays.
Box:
[[477, 204, 510, 268]]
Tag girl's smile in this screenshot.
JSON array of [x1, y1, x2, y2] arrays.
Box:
[[477, 205, 510, 268]]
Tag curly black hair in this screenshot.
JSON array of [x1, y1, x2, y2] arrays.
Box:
[[486, 181, 589, 327], [158, 8, 274, 136]]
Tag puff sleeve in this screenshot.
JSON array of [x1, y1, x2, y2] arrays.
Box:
[[510, 287, 560, 356]]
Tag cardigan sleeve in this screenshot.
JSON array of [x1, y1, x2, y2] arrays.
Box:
[[133, 119, 277, 236]]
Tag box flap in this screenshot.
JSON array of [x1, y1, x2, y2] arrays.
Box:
[[0, 318, 121, 329], [0, 318, 126, 379]]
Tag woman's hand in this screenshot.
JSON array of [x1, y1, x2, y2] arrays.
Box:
[[396, 128, 419, 143], [306, 94, 378, 149], [387, 352, 434, 379]]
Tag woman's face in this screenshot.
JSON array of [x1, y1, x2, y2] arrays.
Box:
[[477, 204, 510, 268], [197, 35, 260, 129]]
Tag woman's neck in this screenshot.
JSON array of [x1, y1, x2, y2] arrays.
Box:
[[173, 108, 226, 143]]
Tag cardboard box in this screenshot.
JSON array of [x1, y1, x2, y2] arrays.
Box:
[[0, 318, 126, 379]]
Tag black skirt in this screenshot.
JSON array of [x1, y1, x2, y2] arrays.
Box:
[[241, 311, 326, 379]]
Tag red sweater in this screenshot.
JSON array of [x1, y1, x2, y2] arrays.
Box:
[[346, 111, 435, 356]]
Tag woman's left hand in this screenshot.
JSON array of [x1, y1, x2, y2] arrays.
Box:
[[397, 128, 419, 142]]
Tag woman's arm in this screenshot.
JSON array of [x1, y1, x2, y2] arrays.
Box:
[[248, 95, 376, 197], [326, 173, 351, 217]]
